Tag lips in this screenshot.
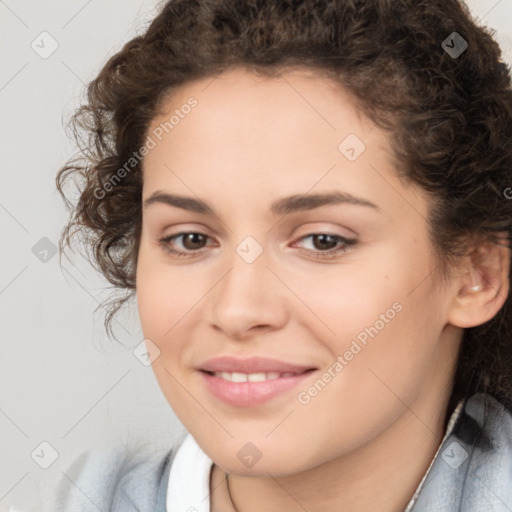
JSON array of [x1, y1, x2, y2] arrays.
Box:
[[197, 356, 318, 407], [199, 355, 316, 374], [199, 369, 316, 407]]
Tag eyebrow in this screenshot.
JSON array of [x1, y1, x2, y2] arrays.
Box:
[[143, 190, 380, 216]]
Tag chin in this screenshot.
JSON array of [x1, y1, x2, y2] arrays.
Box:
[[205, 440, 313, 478]]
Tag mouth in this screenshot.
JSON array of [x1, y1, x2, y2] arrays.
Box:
[[201, 368, 315, 382], [198, 368, 317, 407]]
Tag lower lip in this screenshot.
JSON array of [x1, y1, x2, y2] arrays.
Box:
[[199, 370, 316, 407]]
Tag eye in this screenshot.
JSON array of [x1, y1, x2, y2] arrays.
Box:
[[291, 233, 357, 259], [158, 232, 214, 258], [158, 231, 357, 260]]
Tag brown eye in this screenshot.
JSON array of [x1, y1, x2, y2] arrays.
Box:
[[180, 233, 208, 250], [291, 233, 357, 260], [310, 234, 339, 251], [159, 232, 213, 258]]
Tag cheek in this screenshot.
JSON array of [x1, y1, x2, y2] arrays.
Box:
[[136, 249, 199, 337], [136, 259, 203, 418], [281, 256, 403, 344], [290, 244, 439, 378]]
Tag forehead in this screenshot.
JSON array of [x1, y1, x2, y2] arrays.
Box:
[[149, 66, 374, 137], [143, 66, 391, 174], [140, 66, 426, 221]]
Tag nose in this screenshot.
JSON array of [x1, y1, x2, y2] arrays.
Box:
[[209, 243, 288, 340]]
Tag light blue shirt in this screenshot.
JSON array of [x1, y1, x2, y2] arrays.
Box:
[[38, 392, 512, 511]]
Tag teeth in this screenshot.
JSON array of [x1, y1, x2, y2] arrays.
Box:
[[215, 371, 295, 382]]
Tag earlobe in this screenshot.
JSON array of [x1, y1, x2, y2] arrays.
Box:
[[447, 235, 510, 329]]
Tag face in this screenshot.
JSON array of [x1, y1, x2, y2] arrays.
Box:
[[136, 67, 462, 476]]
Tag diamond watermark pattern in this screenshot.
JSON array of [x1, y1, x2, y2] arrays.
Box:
[[133, 338, 161, 366], [31, 31, 59, 59], [32, 237, 58, 263], [236, 236, 263, 264], [31, 441, 59, 469], [442, 32, 468, 59], [338, 133, 366, 162], [441, 441, 468, 469], [237, 442, 263, 468]]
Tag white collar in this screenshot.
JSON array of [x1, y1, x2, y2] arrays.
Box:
[[166, 433, 214, 512]]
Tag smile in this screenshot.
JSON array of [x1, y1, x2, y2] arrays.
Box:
[[199, 369, 316, 407], [212, 371, 300, 382]]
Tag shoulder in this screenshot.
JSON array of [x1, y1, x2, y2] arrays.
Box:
[[411, 393, 512, 511], [39, 439, 183, 512], [460, 392, 512, 454]]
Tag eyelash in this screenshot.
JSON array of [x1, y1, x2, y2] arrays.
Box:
[[158, 232, 357, 260]]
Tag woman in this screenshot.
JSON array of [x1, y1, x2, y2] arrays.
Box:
[[50, 0, 512, 510]]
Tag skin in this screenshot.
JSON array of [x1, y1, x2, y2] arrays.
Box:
[[135, 67, 510, 512]]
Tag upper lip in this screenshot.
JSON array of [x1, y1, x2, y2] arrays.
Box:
[[199, 356, 317, 374]]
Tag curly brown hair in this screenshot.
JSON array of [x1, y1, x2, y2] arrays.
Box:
[[56, 0, 512, 414]]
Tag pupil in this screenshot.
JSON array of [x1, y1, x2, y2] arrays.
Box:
[[185, 233, 205, 249], [314, 234, 337, 250]]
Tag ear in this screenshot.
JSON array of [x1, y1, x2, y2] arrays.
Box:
[[447, 233, 510, 329]]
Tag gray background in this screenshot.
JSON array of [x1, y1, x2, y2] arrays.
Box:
[[1, 0, 511, 510]]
